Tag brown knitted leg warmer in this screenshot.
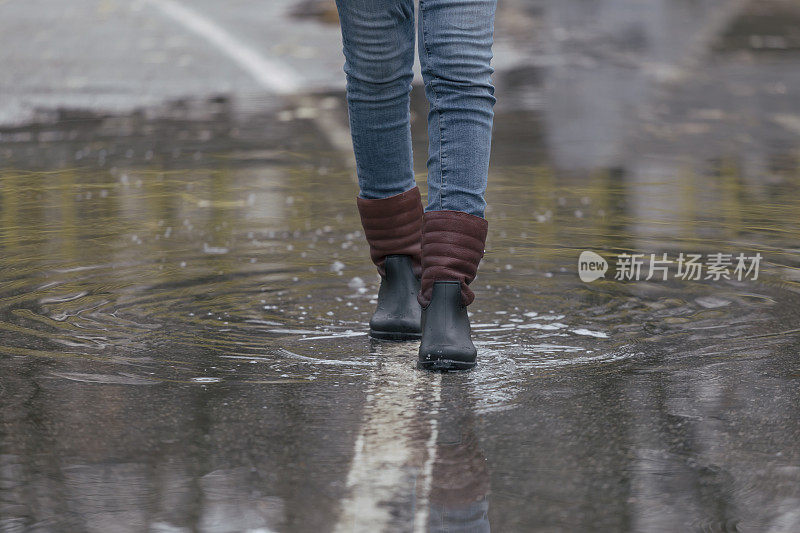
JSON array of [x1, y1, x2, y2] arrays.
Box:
[[418, 210, 488, 307], [356, 186, 423, 277]]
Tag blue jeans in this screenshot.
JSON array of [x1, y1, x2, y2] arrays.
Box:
[[335, 0, 497, 218]]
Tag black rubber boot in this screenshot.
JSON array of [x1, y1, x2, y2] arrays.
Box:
[[369, 255, 422, 341], [418, 281, 477, 370]]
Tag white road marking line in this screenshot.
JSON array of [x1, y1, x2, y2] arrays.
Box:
[[413, 372, 441, 533], [143, 0, 301, 93], [333, 358, 441, 532], [142, 0, 356, 173]]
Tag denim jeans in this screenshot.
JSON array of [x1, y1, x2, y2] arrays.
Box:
[[335, 0, 497, 218]]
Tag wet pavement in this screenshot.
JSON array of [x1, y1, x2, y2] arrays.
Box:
[[1, 0, 800, 531]]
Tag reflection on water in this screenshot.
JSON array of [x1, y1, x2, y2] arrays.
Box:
[[428, 378, 491, 533], [2, 0, 800, 531]]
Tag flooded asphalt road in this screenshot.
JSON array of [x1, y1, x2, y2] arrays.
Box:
[[2, 0, 800, 531]]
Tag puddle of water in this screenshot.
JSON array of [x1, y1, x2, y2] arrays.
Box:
[[2, 2, 800, 530], [2, 108, 798, 529]]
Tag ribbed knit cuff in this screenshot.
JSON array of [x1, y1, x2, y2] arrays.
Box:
[[356, 187, 423, 277], [418, 210, 488, 307]]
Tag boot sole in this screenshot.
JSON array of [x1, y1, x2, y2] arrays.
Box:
[[417, 358, 476, 371], [369, 329, 422, 341]]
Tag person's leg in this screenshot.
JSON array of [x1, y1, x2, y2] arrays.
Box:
[[335, 0, 417, 199], [418, 0, 497, 218], [335, 0, 424, 340], [416, 0, 497, 369]]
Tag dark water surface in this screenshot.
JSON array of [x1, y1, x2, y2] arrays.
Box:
[[1, 98, 799, 531], [2, 1, 800, 531]]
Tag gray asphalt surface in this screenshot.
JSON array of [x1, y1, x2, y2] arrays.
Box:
[[0, 0, 344, 124], [1, 0, 800, 532]]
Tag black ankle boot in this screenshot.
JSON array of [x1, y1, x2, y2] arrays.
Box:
[[418, 281, 476, 370], [416, 211, 487, 371], [356, 188, 424, 340], [369, 255, 422, 341]]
